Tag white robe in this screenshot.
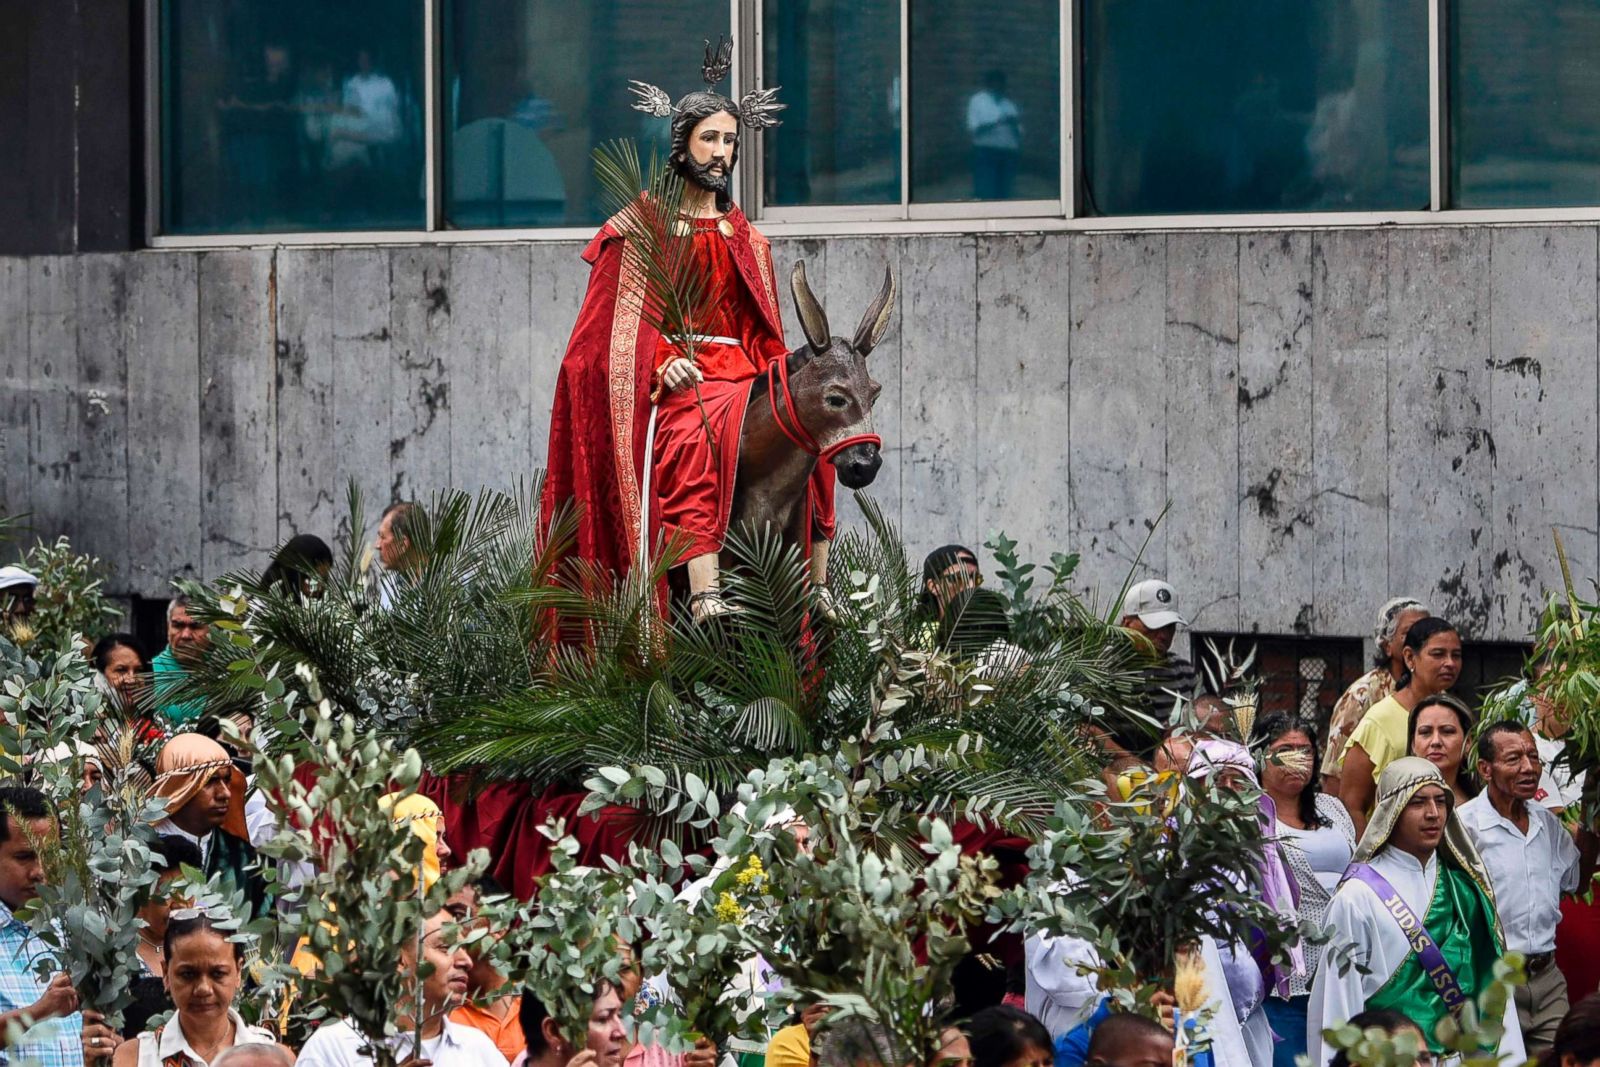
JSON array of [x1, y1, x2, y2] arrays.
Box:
[[1307, 848, 1525, 1066]]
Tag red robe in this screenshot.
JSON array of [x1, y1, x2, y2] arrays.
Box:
[[541, 203, 836, 576]]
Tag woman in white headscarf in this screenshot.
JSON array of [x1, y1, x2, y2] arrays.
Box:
[[1307, 756, 1523, 1065]]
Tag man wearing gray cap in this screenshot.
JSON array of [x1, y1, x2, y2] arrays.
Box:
[[1116, 579, 1198, 755], [0, 566, 37, 627]]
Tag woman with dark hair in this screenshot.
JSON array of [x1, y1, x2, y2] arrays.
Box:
[[964, 1005, 1052, 1067], [918, 545, 982, 623], [112, 912, 285, 1067], [123, 835, 206, 1038], [1322, 597, 1429, 797], [1340, 616, 1463, 835], [258, 534, 334, 602], [1541, 991, 1600, 1067], [1255, 713, 1355, 1067], [1408, 694, 1477, 805], [91, 633, 150, 712], [1326, 1009, 1432, 1067]]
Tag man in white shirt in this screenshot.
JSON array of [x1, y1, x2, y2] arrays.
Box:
[[295, 911, 507, 1067], [1459, 722, 1598, 1056], [965, 71, 1021, 200]]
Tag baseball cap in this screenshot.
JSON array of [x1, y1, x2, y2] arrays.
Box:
[[1121, 579, 1186, 630], [0, 566, 37, 593]]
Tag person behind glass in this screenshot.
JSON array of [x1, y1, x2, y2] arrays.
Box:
[[111, 911, 284, 1067], [966, 71, 1022, 200], [259, 535, 334, 603], [1408, 694, 1478, 806], [0, 785, 102, 1067], [1460, 722, 1600, 1056], [964, 1005, 1051, 1067], [1339, 616, 1462, 837], [1540, 991, 1600, 1067], [297, 910, 506, 1067], [1254, 713, 1356, 1067], [1324, 1009, 1433, 1067], [1322, 597, 1430, 797], [125, 835, 206, 1038], [92, 634, 151, 716]]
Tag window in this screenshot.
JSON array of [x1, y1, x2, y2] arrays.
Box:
[[1080, 0, 1430, 215], [762, 1, 900, 208], [910, 2, 1060, 205], [160, 0, 426, 234], [1193, 633, 1366, 728], [444, 0, 728, 229], [1451, 0, 1600, 208], [763, 0, 1061, 214]]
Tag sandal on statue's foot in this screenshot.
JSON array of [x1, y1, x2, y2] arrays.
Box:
[[689, 590, 736, 623]]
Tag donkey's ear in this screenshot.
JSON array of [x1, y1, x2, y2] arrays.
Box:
[[789, 261, 831, 353], [851, 266, 897, 357]]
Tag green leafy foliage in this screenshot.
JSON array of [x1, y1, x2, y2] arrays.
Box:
[[251, 690, 488, 1067], [15, 536, 123, 651], [583, 752, 1003, 1064], [173, 485, 1143, 844], [1303, 956, 1533, 1066], [996, 770, 1315, 1021], [0, 637, 105, 785]]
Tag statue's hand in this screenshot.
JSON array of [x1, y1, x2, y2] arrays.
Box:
[[661, 357, 704, 392]]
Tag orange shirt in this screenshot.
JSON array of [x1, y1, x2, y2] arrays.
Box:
[[451, 996, 526, 1062]]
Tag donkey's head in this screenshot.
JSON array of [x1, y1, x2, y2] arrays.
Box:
[[786, 261, 895, 489]]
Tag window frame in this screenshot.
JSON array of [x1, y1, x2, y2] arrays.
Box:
[[144, 0, 1600, 249]]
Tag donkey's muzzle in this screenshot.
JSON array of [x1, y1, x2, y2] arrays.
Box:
[[833, 442, 883, 489]]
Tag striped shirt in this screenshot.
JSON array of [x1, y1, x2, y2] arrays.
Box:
[[0, 900, 83, 1067]]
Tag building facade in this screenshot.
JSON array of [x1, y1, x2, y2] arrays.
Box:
[[4, 2, 1600, 690]]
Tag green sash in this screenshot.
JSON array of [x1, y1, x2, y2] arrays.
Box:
[[1367, 862, 1503, 1052]]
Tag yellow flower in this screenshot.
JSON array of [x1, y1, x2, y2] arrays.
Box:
[[6, 620, 35, 647], [713, 891, 745, 925], [734, 855, 768, 892]]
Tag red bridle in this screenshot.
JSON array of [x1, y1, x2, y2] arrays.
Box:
[[766, 356, 882, 464]]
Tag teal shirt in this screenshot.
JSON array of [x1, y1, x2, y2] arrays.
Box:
[[151, 646, 205, 726]]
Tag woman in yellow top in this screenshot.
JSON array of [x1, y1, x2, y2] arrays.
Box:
[[1339, 616, 1461, 837]]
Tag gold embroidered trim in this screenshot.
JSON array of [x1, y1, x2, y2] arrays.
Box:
[[609, 240, 649, 556]]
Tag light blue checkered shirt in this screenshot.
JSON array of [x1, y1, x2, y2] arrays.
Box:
[[0, 900, 82, 1067]]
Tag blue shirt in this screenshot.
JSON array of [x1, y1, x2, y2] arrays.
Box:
[[0, 900, 83, 1067]]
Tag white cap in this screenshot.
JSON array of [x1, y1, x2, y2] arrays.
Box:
[[1121, 579, 1186, 630], [0, 566, 37, 592]]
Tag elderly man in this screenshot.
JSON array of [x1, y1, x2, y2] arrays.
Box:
[[1459, 722, 1599, 1055], [151, 734, 266, 917], [1308, 757, 1523, 1065], [152, 596, 209, 727], [1322, 597, 1430, 795]]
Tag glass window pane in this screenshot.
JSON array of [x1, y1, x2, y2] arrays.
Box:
[[444, 1, 729, 230], [1452, 1, 1600, 207], [1082, 1, 1429, 215], [161, 0, 425, 235], [910, 2, 1060, 204], [762, 1, 900, 209]]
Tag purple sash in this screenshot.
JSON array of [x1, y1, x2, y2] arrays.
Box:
[[1345, 862, 1468, 1015]]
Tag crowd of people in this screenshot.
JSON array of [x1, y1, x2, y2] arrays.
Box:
[[0, 521, 1599, 1067]]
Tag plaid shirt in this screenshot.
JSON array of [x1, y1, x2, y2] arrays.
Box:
[[0, 900, 82, 1067]]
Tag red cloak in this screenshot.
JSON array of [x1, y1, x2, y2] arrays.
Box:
[[540, 203, 835, 576]]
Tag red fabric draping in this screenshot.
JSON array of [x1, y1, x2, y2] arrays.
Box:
[[420, 774, 641, 900], [539, 204, 837, 580], [1558, 894, 1600, 1002]]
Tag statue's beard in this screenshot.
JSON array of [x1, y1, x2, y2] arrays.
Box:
[[682, 156, 732, 193]]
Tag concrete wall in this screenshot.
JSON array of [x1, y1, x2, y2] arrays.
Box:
[[1, 226, 1594, 642]]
